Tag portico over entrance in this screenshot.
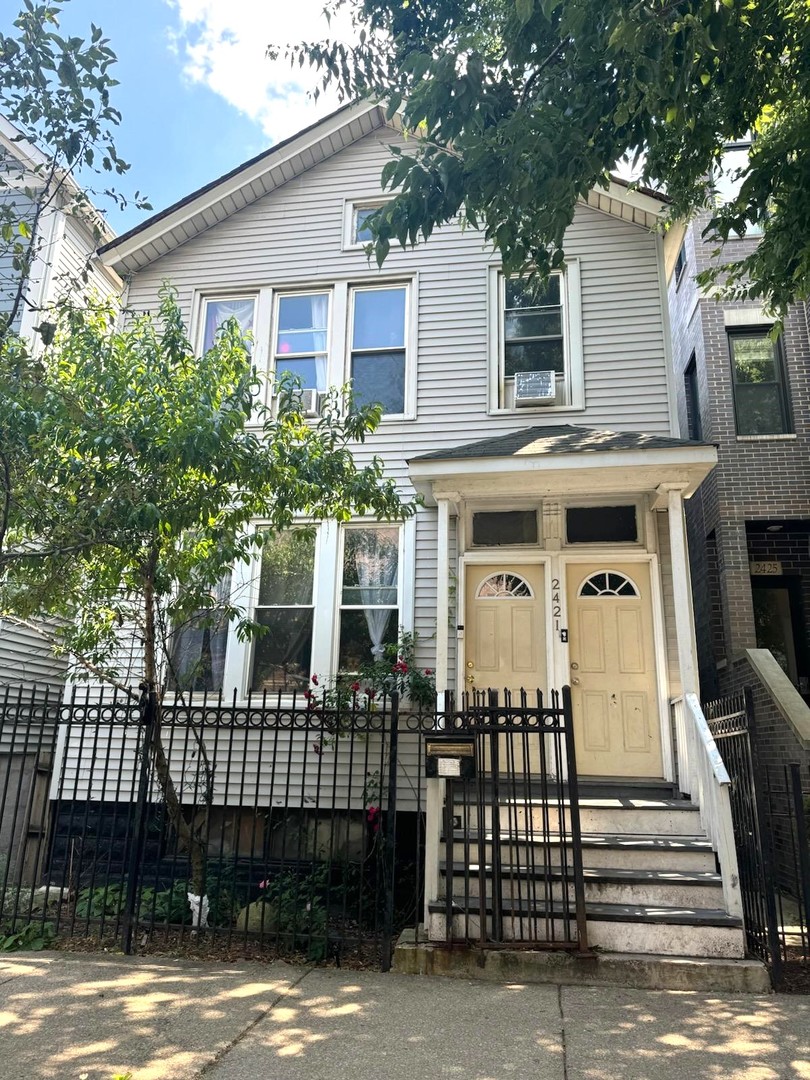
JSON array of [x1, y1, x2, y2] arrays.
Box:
[[409, 424, 717, 784]]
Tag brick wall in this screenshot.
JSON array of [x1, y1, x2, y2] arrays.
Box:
[[668, 212, 810, 684]]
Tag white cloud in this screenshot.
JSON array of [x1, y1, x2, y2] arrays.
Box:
[[165, 0, 357, 142]]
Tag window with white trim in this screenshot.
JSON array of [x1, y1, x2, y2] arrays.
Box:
[[201, 296, 256, 353], [250, 530, 316, 693], [338, 525, 400, 670], [343, 199, 390, 249], [491, 264, 582, 411], [274, 292, 330, 392], [349, 285, 408, 415]]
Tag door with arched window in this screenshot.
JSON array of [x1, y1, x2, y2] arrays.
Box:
[[465, 564, 547, 698], [566, 563, 663, 777]]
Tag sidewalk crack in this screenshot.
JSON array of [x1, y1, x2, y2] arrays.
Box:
[[558, 984, 569, 1080], [199, 966, 314, 1076]]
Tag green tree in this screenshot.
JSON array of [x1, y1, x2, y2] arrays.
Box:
[[0, 289, 416, 896], [0, 0, 148, 340], [288, 0, 810, 311]]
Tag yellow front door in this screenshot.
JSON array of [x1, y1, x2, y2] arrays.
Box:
[[566, 563, 663, 778], [465, 564, 547, 699]]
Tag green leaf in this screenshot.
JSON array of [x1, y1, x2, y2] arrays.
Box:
[[516, 0, 535, 25]]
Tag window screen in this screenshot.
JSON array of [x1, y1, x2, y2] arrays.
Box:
[[566, 506, 637, 544]]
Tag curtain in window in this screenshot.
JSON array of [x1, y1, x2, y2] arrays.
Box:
[[353, 530, 398, 659], [310, 292, 329, 387], [204, 298, 255, 352]]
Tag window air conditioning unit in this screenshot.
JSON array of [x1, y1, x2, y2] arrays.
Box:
[[514, 370, 556, 406], [296, 388, 320, 417]]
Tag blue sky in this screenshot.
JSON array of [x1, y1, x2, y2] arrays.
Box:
[[56, 1, 350, 235]]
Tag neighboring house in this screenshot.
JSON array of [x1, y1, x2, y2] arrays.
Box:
[[0, 115, 123, 696], [666, 162, 810, 782], [60, 100, 751, 960]]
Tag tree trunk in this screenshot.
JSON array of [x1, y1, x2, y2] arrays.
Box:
[[142, 547, 208, 900]]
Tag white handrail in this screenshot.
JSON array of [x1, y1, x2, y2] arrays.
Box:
[[671, 693, 742, 919]]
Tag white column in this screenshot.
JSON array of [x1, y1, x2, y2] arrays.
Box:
[[667, 486, 698, 696], [434, 499, 450, 693], [424, 498, 450, 932]]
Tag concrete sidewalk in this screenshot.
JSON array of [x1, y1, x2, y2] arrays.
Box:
[[0, 952, 808, 1080]]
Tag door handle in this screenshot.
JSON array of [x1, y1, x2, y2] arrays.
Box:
[[571, 677, 580, 686], [466, 673, 475, 684]]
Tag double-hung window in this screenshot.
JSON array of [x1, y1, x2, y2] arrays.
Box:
[[201, 296, 256, 353], [493, 267, 581, 411], [338, 526, 400, 670], [251, 531, 317, 693], [728, 330, 791, 436], [274, 292, 329, 392], [349, 285, 408, 415], [169, 575, 232, 692]]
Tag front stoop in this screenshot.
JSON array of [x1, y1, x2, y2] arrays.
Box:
[[392, 928, 772, 993]]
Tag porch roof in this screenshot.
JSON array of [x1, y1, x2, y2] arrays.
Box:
[[408, 425, 717, 504]]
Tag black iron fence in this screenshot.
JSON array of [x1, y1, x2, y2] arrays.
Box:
[[433, 687, 588, 952], [0, 682, 432, 969], [705, 689, 810, 989]]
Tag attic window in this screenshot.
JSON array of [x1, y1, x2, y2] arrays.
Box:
[[344, 199, 390, 249]]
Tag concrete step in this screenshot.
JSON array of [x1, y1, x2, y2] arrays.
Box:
[[447, 831, 717, 872], [393, 928, 771, 992], [428, 898, 744, 958], [439, 863, 725, 908], [452, 798, 703, 836]]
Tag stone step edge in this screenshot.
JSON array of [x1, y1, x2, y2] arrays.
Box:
[[438, 862, 723, 887], [392, 929, 771, 993], [429, 897, 742, 928], [450, 798, 700, 812], [445, 830, 714, 849]]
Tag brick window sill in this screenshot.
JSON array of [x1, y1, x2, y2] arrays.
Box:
[[736, 433, 797, 442]]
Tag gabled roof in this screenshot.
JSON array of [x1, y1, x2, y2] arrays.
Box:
[[99, 102, 670, 277], [411, 425, 710, 463], [99, 100, 391, 275]]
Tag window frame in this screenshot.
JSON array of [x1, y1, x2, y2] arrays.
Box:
[[488, 260, 583, 414], [684, 353, 703, 441], [562, 500, 644, 548], [335, 522, 405, 674], [727, 327, 792, 437], [342, 197, 391, 251], [347, 281, 415, 419], [271, 287, 333, 395], [197, 294, 258, 356], [248, 527, 320, 695]]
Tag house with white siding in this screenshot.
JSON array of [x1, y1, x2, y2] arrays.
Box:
[[83, 100, 751, 961], [0, 115, 122, 694]]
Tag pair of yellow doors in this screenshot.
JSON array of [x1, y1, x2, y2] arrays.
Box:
[[465, 562, 663, 778]]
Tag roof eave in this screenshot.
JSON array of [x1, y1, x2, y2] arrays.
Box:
[[98, 99, 388, 275], [409, 444, 717, 505]]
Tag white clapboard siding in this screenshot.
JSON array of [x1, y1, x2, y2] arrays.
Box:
[[50, 211, 120, 305], [122, 126, 674, 689], [52, 719, 426, 814], [0, 620, 67, 693]]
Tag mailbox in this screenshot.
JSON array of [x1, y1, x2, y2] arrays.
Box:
[[424, 732, 476, 780]]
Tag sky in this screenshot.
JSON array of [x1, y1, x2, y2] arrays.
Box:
[[55, 0, 354, 235]]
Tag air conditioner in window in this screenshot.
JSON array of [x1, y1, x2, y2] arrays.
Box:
[[295, 388, 321, 417], [514, 370, 556, 406]]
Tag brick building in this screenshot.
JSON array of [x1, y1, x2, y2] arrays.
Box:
[[667, 209, 810, 705]]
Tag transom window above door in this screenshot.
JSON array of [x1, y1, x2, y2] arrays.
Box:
[[578, 571, 639, 598], [476, 573, 534, 599]]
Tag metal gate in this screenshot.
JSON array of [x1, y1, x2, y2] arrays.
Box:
[[438, 687, 588, 951], [705, 688, 810, 988]]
